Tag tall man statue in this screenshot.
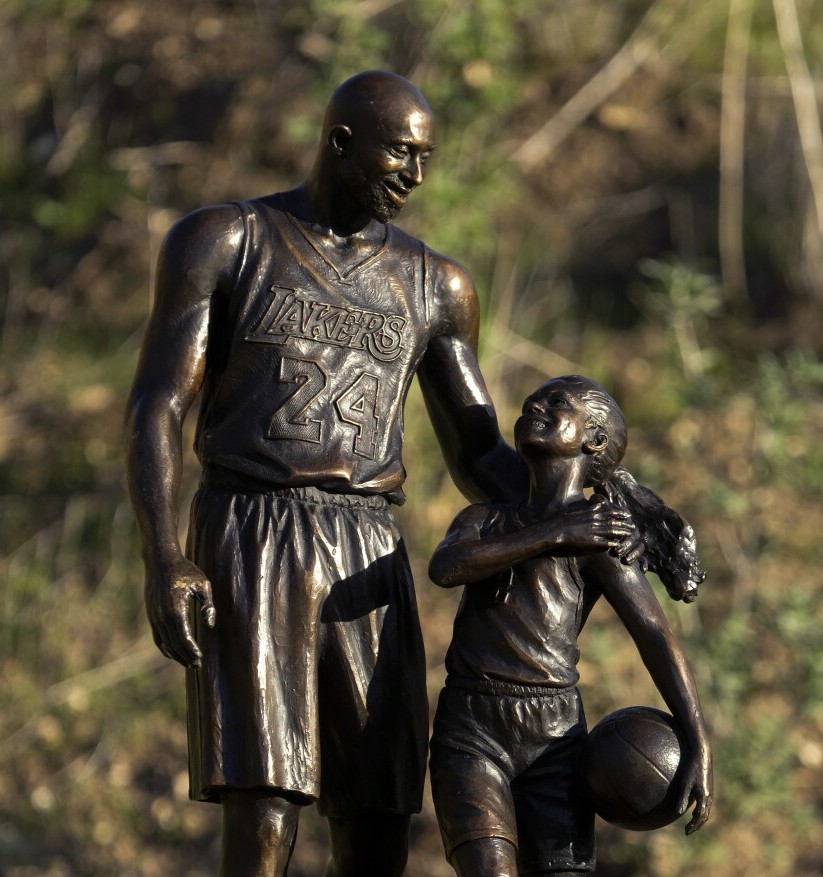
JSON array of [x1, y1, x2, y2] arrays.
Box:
[[126, 71, 536, 877]]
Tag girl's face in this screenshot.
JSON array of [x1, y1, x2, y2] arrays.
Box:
[[514, 380, 598, 461]]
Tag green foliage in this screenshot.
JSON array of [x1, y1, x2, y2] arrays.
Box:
[[635, 258, 724, 387], [32, 168, 126, 241], [9, 0, 95, 18], [707, 611, 819, 831], [754, 349, 823, 490]]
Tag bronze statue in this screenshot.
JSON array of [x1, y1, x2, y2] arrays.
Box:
[[428, 376, 713, 877], [125, 70, 529, 877]]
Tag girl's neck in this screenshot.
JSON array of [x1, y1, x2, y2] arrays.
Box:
[[525, 457, 586, 516], [525, 486, 585, 518]]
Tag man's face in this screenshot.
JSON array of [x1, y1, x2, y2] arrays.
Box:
[[341, 101, 436, 223], [514, 381, 597, 461]]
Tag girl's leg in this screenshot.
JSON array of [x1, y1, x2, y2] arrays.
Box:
[[450, 836, 519, 877]]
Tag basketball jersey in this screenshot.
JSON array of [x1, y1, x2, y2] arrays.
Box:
[[444, 505, 594, 687], [194, 196, 435, 503]]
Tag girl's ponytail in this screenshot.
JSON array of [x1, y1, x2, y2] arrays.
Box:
[[597, 465, 705, 602]]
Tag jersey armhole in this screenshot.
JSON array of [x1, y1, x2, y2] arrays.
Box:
[[421, 242, 433, 329], [228, 200, 252, 296]]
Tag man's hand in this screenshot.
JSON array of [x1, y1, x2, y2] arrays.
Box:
[[677, 742, 714, 835], [145, 558, 215, 668]]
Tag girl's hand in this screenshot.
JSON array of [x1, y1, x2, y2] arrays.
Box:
[[677, 741, 714, 835], [550, 496, 640, 559]]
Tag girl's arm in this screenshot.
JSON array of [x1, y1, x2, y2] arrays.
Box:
[[429, 499, 635, 588], [583, 553, 713, 834]]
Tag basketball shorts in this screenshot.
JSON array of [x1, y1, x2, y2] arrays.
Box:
[[184, 472, 428, 817], [429, 680, 595, 873]]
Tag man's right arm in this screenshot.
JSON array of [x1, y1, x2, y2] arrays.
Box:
[[125, 205, 244, 667], [417, 254, 527, 504]]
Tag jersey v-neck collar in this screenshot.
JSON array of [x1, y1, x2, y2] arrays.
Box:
[[285, 212, 389, 283]]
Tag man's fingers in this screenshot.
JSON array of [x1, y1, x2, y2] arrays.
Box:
[[169, 619, 202, 668], [194, 579, 216, 628], [151, 625, 175, 662], [153, 618, 193, 667], [178, 606, 203, 668], [164, 588, 204, 668], [165, 628, 201, 667], [146, 562, 212, 668]]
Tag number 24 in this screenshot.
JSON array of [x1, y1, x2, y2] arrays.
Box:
[[268, 357, 380, 459]]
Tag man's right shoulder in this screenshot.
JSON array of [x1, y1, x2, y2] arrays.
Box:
[[169, 193, 293, 246], [160, 202, 253, 274], [167, 202, 247, 238], [156, 202, 257, 298]]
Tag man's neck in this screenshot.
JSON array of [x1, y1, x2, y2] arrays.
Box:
[[297, 176, 384, 241], [277, 184, 387, 279]]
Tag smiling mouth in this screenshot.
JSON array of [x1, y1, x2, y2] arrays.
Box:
[[518, 415, 548, 431], [383, 180, 412, 205]]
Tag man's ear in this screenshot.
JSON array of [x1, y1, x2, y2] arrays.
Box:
[[329, 125, 352, 155], [583, 430, 608, 455]]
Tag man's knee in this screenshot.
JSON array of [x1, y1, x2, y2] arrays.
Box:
[[222, 792, 301, 852], [251, 799, 299, 849]]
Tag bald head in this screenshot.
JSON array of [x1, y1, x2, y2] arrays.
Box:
[[322, 71, 434, 139]]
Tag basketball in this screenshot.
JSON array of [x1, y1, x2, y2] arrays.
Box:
[[583, 706, 686, 831]]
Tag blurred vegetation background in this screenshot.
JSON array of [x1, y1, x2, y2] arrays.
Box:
[[3, 0, 823, 874]]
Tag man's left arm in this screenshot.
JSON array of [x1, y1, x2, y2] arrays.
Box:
[[416, 256, 526, 504]]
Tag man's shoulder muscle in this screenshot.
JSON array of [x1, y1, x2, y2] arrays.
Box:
[[421, 247, 478, 336], [159, 203, 246, 298], [164, 202, 245, 253]]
